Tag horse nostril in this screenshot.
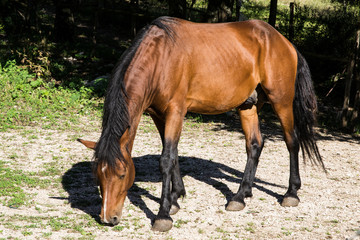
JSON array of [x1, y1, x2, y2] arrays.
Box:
[[110, 216, 119, 225]]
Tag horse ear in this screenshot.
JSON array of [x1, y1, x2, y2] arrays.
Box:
[[77, 139, 96, 150]]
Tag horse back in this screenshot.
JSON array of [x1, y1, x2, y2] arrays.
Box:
[[130, 18, 298, 115]]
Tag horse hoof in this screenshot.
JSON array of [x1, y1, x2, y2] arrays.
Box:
[[169, 205, 180, 215], [225, 201, 245, 211], [152, 219, 173, 232], [281, 197, 300, 207]]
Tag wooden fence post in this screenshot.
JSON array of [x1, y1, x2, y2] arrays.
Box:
[[236, 0, 240, 21], [289, 2, 294, 42], [351, 29, 360, 130], [341, 28, 360, 130], [269, 0, 278, 27]]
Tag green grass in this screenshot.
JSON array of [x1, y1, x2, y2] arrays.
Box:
[[245, 222, 256, 232], [174, 219, 189, 228], [0, 60, 102, 131], [0, 160, 52, 208], [0, 214, 100, 238]]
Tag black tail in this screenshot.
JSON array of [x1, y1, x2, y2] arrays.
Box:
[[293, 50, 326, 171]]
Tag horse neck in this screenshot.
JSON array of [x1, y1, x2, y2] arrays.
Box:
[[123, 76, 151, 154], [125, 26, 168, 107], [123, 26, 171, 152], [126, 105, 142, 154]]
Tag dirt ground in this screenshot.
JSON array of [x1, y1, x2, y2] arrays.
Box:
[[0, 114, 359, 239]]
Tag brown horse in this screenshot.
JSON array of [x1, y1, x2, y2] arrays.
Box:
[[78, 17, 325, 232]]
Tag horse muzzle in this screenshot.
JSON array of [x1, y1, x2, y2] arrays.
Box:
[[101, 214, 121, 226]]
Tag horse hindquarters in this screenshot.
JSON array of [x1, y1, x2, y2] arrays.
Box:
[[280, 49, 325, 205], [260, 48, 323, 207], [261, 68, 302, 206]]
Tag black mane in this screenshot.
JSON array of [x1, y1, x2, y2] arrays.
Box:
[[94, 17, 178, 170]]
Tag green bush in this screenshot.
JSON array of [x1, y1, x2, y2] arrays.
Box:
[[0, 60, 101, 131], [293, 4, 359, 56]]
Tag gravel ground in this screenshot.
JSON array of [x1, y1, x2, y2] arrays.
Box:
[[0, 114, 359, 239]]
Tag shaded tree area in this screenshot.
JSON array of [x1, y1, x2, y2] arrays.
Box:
[[0, 0, 359, 133], [54, 0, 76, 43], [206, 0, 233, 22], [341, 23, 360, 132], [167, 0, 188, 18], [239, 1, 360, 133], [292, 4, 360, 133], [0, 0, 156, 88]]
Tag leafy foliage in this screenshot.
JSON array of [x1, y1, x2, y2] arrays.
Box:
[[293, 4, 359, 56], [0, 0, 359, 131], [0, 60, 101, 131]]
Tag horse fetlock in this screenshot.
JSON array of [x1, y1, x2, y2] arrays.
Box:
[[179, 188, 186, 198], [244, 191, 253, 198], [169, 204, 180, 215]]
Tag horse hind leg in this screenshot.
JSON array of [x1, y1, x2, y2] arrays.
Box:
[[268, 99, 301, 207], [226, 103, 264, 211], [278, 105, 301, 207]]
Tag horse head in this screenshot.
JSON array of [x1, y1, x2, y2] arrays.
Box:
[[78, 135, 135, 225]]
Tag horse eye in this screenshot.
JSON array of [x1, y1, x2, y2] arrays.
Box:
[[119, 174, 125, 180]]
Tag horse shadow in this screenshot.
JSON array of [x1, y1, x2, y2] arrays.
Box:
[[61, 161, 102, 221], [62, 154, 286, 222], [129, 155, 285, 220]]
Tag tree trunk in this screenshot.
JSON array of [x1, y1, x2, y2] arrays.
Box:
[[91, 0, 102, 56], [54, 0, 75, 43], [236, 0, 240, 20], [168, 0, 187, 19], [341, 28, 360, 132], [131, 0, 139, 37], [353, 75, 360, 129], [206, 0, 233, 23], [289, 2, 295, 41], [26, 0, 38, 32], [269, 0, 278, 27]]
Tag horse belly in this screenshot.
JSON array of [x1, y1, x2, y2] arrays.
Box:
[[186, 78, 257, 114]]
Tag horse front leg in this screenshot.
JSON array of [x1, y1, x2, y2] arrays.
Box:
[[150, 113, 186, 216], [169, 156, 186, 215], [152, 108, 185, 232]]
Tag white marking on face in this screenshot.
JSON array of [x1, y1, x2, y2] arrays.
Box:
[[101, 163, 107, 173], [103, 188, 108, 223], [101, 163, 109, 223]]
